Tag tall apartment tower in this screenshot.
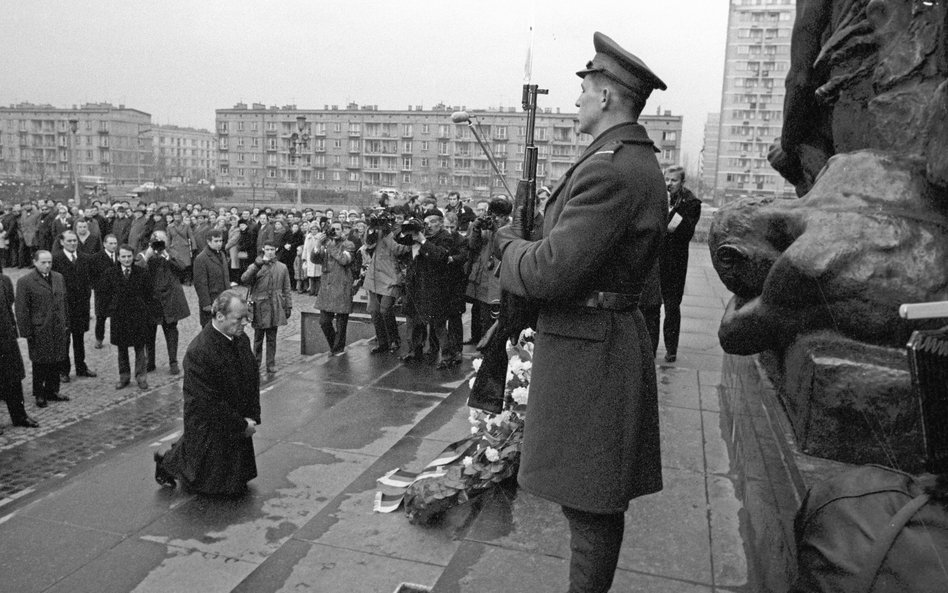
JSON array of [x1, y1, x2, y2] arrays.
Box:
[[700, 112, 720, 202], [714, 0, 797, 204]]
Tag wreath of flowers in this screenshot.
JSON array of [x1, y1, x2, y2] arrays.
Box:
[[375, 329, 535, 525]]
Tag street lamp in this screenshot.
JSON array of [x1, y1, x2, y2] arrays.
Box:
[[68, 118, 79, 207], [289, 115, 310, 209]]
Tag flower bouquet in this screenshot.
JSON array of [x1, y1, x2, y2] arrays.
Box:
[[375, 329, 534, 525]]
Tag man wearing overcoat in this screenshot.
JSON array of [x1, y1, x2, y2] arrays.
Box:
[[15, 250, 71, 407], [108, 245, 153, 390], [495, 32, 667, 592], [193, 229, 231, 327], [154, 290, 261, 495], [90, 234, 120, 348], [52, 230, 97, 381], [0, 267, 39, 428]]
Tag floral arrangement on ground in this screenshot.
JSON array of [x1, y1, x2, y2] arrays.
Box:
[[374, 329, 534, 525]]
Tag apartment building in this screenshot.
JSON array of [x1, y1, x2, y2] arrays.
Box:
[[152, 124, 217, 185], [0, 102, 152, 186], [714, 0, 796, 204], [214, 101, 682, 198]]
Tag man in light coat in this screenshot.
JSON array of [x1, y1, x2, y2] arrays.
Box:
[[241, 241, 292, 373]]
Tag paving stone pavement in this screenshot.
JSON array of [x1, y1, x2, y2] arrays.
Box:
[[0, 269, 375, 504]]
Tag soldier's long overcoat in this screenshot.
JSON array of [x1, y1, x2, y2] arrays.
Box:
[[500, 122, 666, 513]]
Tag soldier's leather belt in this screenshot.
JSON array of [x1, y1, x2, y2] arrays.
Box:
[[574, 291, 640, 311]]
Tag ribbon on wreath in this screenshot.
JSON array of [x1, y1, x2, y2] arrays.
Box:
[[373, 436, 478, 513]]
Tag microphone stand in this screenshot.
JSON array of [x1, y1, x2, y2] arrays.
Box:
[[463, 119, 515, 198]]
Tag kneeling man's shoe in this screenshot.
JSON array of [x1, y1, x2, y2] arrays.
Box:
[[153, 451, 176, 488], [13, 416, 39, 428]]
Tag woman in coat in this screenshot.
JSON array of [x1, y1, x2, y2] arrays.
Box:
[[225, 215, 243, 284], [301, 223, 322, 295], [313, 223, 356, 355], [241, 242, 292, 373], [166, 213, 194, 284]]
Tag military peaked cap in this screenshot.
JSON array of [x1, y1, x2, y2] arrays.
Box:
[[576, 32, 667, 96]]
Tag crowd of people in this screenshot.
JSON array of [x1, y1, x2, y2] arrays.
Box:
[[0, 172, 699, 435], [0, 188, 550, 429]]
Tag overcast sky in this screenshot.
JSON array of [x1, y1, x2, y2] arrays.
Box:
[[0, 0, 729, 169]]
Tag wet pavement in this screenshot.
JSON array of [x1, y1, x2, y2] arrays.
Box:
[[0, 245, 786, 593]]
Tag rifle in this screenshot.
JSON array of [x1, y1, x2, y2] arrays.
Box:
[[466, 83, 547, 413]]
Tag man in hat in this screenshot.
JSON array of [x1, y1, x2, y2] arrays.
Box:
[[494, 32, 667, 592]]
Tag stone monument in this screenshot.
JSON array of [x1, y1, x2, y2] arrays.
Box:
[[710, 0, 948, 471]]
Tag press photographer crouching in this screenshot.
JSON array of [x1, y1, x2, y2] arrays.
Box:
[[312, 222, 356, 355], [363, 207, 408, 354], [465, 197, 512, 345]]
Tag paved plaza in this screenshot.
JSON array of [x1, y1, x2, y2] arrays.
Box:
[[0, 244, 780, 593]]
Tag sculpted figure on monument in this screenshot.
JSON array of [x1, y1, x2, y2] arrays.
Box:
[[771, 0, 948, 196], [711, 151, 948, 355]]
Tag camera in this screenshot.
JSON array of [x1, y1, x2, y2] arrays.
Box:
[[394, 218, 425, 246], [367, 209, 394, 229], [326, 227, 338, 239], [472, 215, 496, 232], [150, 240, 166, 252]]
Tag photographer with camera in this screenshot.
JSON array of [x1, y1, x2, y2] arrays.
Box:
[[362, 208, 408, 354], [464, 197, 512, 345], [398, 210, 461, 366], [241, 241, 292, 374], [313, 222, 356, 355], [138, 230, 190, 377]]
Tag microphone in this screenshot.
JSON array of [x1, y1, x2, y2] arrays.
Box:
[[451, 111, 471, 124]]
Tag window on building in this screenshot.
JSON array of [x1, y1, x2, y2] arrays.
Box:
[[348, 122, 361, 135], [348, 171, 360, 181], [268, 169, 276, 178], [315, 170, 325, 180], [403, 141, 412, 152], [237, 121, 244, 131], [349, 155, 360, 167], [438, 141, 449, 155], [220, 164, 229, 175], [333, 171, 342, 181]]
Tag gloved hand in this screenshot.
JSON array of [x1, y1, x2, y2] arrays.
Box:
[[493, 222, 521, 259]]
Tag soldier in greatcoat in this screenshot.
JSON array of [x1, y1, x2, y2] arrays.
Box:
[[15, 250, 71, 407], [494, 32, 667, 592]]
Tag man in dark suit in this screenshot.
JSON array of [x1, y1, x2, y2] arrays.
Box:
[[139, 230, 191, 375], [15, 250, 71, 407], [109, 244, 152, 390], [0, 266, 39, 428], [154, 290, 261, 495], [495, 32, 667, 592], [192, 229, 231, 327], [52, 230, 97, 381], [91, 234, 120, 348], [659, 165, 702, 363]]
